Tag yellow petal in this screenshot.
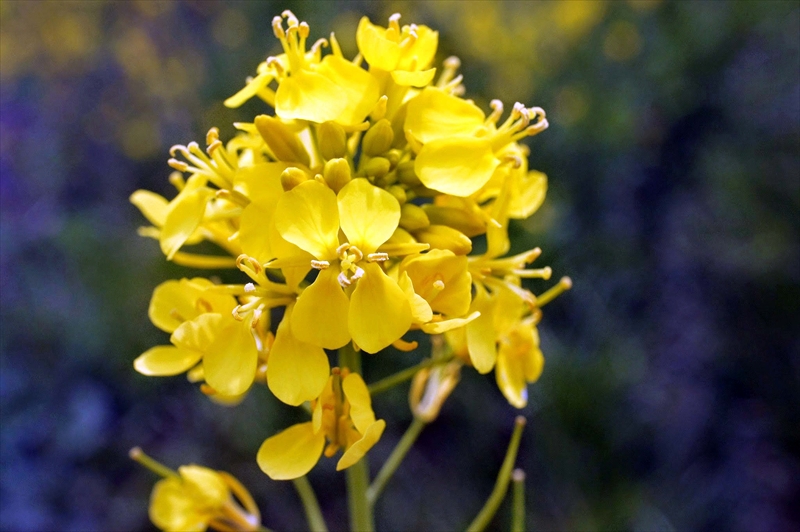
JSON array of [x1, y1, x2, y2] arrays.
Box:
[[398, 271, 433, 324], [130, 190, 169, 227], [522, 326, 545, 383], [314, 55, 380, 127], [291, 268, 351, 349], [401, 249, 471, 317], [148, 278, 236, 333], [178, 465, 229, 508], [203, 319, 258, 396], [405, 87, 485, 144], [342, 373, 375, 435], [160, 187, 214, 260], [170, 314, 223, 352], [225, 71, 274, 108], [390, 68, 436, 87], [465, 289, 497, 373], [336, 419, 385, 471], [267, 311, 330, 406], [495, 344, 528, 409], [510, 170, 547, 219], [337, 178, 400, 253], [415, 137, 499, 197], [134, 345, 201, 376], [275, 69, 345, 123], [349, 263, 412, 353], [149, 477, 206, 532], [274, 180, 340, 260], [397, 26, 438, 71], [420, 311, 480, 334], [257, 422, 326, 480], [356, 16, 401, 71]]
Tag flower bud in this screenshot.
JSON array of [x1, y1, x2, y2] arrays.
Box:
[[409, 361, 461, 423], [362, 119, 394, 156], [317, 121, 347, 160], [415, 225, 473, 255], [423, 204, 486, 237], [396, 160, 420, 186], [362, 156, 391, 178], [387, 185, 407, 204], [255, 115, 310, 166], [399, 203, 430, 231], [280, 167, 309, 191], [323, 158, 352, 192]]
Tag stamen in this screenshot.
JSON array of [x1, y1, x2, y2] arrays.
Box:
[[366, 252, 388, 262], [168, 158, 189, 172], [432, 279, 445, 291], [244, 282, 256, 293], [196, 298, 213, 313], [513, 267, 552, 279], [282, 10, 299, 28], [311, 260, 330, 270], [206, 127, 220, 146], [501, 154, 523, 169], [298, 21, 310, 39], [338, 272, 351, 287], [488, 100, 504, 124], [266, 56, 284, 76], [351, 266, 365, 281], [350, 247, 363, 262], [272, 16, 285, 39], [232, 305, 245, 321], [168, 171, 185, 191], [336, 243, 351, 256], [536, 276, 572, 307]]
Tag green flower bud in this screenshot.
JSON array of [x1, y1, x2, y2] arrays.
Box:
[[317, 121, 347, 160], [422, 205, 486, 237], [280, 167, 310, 191], [362, 157, 391, 179], [399, 203, 430, 231], [362, 119, 394, 157], [323, 158, 352, 192], [255, 115, 310, 166], [396, 160, 420, 186], [415, 225, 473, 255]]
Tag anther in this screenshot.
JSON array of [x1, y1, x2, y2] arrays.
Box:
[[251, 308, 262, 328], [336, 243, 351, 256], [272, 17, 285, 39], [168, 158, 189, 172], [168, 172, 185, 191], [311, 260, 330, 270], [232, 305, 244, 321], [366, 252, 388, 262], [266, 56, 284, 76], [488, 100, 504, 124], [206, 127, 220, 146], [351, 266, 365, 281], [298, 21, 310, 39], [310, 38, 328, 54], [432, 279, 445, 291], [282, 10, 299, 28], [244, 282, 256, 293], [196, 299, 213, 313], [338, 272, 351, 287], [350, 247, 363, 262], [444, 56, 460, 69], [501, 154, 523, 169]]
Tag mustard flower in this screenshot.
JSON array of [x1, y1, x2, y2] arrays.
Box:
[[257, 369, 385, 480]]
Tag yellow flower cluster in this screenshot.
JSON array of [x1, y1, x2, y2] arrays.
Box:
[[131, 11, 569, 483]]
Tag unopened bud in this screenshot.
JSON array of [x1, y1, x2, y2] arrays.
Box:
[[396, 160, 420, 186], [323, 158, 352, 192], [362, 119, 394, 157], [415, 225, 472, 255], [399, 203, 430, 231], [280, 167, 309, 191], [409, 361, 461, 423], [423, 205, 485, 237], [254, 115, 310, 166], [317, 121, 347, 160], [387, 185, 407, 204], [362, 157, 391, 179]]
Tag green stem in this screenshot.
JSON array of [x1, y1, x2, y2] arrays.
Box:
[[465, 417, 527, 532], [338, 342, 361, 374], [368, 355, 455, 395], [511, 469, 526, 532], [366, 417, 426, 506], [346, 457, 374, 532], [292, 476, 329, 532], [128, 447, 177, 479]]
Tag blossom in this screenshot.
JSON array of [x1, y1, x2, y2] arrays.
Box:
[[272, 178, 412, 353], [257, 369, 385, 480]]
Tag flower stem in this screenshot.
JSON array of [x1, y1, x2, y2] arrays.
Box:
[[128, 447, 177, 479], [465, 416, 527, 532], [368, 355, 455, 395], [346, 457, 374, 532], [511, 469, 526, 532], [366, 417, 426, 506], [292, 476, 328, 532]]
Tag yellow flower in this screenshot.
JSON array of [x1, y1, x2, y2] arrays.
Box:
[[234, 11, 380, 127], [257, 369, 385, 480], [356, 14, 438, 87], [272, 178, 412, 353], [134, 278, 237, 378], [145, 462, 261, 532]]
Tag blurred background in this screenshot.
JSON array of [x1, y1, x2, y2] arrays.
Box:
[[1, 1, 798, 530]]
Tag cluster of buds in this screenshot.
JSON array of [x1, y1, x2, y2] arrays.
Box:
[[130, 12, 569, 510]]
